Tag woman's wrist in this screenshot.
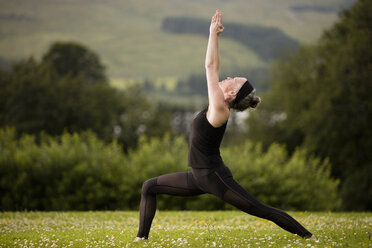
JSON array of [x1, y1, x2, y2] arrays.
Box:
[[209, 31, 219, 38]]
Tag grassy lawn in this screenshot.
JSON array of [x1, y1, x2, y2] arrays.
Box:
[[0, 211, 370, 247]]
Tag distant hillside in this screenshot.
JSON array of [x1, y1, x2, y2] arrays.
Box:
[[163, 17, 299, 61], [0, 0, 355, 82]]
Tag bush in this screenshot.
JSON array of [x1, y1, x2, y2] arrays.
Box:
[[223, 142, 341, 211], [127, 134, 195, 210], [127, 135, 341, 211], [0, 128, 340, 211], [0, 127, 131, 210]]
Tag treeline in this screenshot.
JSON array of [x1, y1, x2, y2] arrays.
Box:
[[0, 42, 172, 151], [247, 0, 371, 210], [290, 0, 355, 13], [162, 17, 299, 61], [0, 128, 339, 211]]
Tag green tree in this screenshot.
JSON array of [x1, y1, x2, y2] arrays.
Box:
[[0, 58, 120, 140], [247, 0, 372, 210], [41, 42, 107, 84], [0, 42, 172, 150], [113, 85, 173, 150]]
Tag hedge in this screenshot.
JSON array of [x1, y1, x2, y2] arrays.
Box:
[[0, 128, 340, 211]]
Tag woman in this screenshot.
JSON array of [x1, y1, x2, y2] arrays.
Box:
[[135, 10, 317, 241]]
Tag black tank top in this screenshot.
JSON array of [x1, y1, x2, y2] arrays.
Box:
[[188, 108, 227, 169]]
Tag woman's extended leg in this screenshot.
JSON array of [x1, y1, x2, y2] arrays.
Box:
[[206, 166, 313, 238], [136, 171, 204, 239]]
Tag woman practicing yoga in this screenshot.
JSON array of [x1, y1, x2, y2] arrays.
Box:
[[135, 10, 317, 241]]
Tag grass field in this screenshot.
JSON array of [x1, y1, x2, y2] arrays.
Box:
[[0, 211, 370, 247]]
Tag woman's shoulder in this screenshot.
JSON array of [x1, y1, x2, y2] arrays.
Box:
[[206, 106, 229, 128]]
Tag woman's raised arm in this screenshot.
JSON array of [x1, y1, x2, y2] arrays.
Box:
[[205, 11, 229, 126]]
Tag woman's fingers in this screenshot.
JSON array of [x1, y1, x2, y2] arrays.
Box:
[[212, 10, 221, 22], [212, 12, 217, 23], [215, 10, 222, 25]]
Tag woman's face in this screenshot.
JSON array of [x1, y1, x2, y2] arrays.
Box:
[[219, 77, 246, 92]]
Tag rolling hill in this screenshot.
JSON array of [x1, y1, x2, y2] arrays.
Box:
[[0, 0, 354, 84]]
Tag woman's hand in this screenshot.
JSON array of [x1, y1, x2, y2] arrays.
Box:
[[210, 10, 224, 35]]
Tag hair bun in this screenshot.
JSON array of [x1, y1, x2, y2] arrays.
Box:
[[249, 95, 261, 109]]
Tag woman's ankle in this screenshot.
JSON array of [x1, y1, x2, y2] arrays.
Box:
[[134, 237, 146, 242], [307, 234, 319, 242]]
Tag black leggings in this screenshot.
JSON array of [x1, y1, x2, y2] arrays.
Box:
[[137, 165, 312, 239]]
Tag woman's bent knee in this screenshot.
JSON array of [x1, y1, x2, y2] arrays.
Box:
[[141, 178, 158, 195]]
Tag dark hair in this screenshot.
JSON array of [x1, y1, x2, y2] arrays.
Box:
[[230, 89, 261, 111]]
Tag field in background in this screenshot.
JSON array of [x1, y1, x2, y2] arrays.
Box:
[[0, 0, 352, 82], [0, 211, 370, 247]]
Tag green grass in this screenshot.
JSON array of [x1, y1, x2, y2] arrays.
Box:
[[1, 211, 371, 247]]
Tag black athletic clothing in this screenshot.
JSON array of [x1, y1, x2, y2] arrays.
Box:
[[136, 109, 313, 239], [188, 108, 227, 169]]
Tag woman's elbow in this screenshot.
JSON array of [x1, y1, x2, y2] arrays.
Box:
[[205, 62, 219, 70]]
